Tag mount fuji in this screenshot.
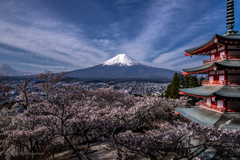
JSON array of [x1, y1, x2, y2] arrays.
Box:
[[66, 54, 177, 82]]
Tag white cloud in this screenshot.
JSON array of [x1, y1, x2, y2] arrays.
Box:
[[0, 0, 111, 71], [0, 62, 33, 76], [0, 0, 232, 73]]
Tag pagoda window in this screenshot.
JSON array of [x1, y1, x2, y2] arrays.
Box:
[[209, 71, 215, 75], [228, 70, 240, 74], [227, 75, 240, 80], [220, 51, 225, 59], [218, 70, 224, 74], [227, 75, 240, 85], [228, 51, 240, 59], [219, 75, 225, 84], [228, 45, 240, 50], [211, 54, 215, 61], [228, 51, 240, 55], [218, 46, 225, 51], [217, 100, 224, 108], [207, 98, 211, 105], [211, 49, 217, 54], [209, 76, 214, 82], [227, 101, 240, 112]]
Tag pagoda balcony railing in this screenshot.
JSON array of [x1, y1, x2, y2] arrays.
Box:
[[203, 55, 240, 64], [202, 80, 240, 85], [199, 102, 226, 113]]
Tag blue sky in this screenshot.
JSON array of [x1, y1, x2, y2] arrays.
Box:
[[0, 0, 240, 73]]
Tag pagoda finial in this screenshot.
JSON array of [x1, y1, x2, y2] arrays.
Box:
[[223, 0, 239, 36], [226, 0, 235, 30]]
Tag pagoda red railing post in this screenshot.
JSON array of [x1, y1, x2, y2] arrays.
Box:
[[203, 54, 229, 64], [202, 80, 226, 85], [199, 102, 225, 113]]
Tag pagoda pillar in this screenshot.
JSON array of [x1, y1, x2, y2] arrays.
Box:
[[225, 98, 228, 112], [225, 44, 228, 58], [225, 69, 228, 85]]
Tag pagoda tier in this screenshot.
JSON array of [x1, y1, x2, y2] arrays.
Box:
[[182, 59, 240, 75], [179, 86, 222, 98], [180, 85, 240, 103], [185, 34, 240, 56], [175, 107, 240, 129], [179, 84, 240, 113]]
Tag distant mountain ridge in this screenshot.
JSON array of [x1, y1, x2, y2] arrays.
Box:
[[66, 54, 177, 81], [2, 54, 178, 82]]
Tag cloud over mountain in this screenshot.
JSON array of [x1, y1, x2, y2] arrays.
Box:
[[0, 62, 32, 76]]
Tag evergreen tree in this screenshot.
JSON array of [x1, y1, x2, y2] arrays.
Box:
[[179, 74, 185, 88], [164, 84, 171, 98], [182, 75, 189, 88], [185, 74, 202, 106], [165, 73, 203, 106], [165, 73, 181, 99], [189, 75, 198, 88], [170, 73, 181, 99]]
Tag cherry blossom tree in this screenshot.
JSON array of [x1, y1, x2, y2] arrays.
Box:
[[1, 71, 240, 160], [35, 71, 69, 100], [15, 78, 32, 110], [0, 73, 12, 103]]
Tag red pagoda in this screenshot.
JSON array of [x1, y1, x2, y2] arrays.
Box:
[[175, 0, 240, 129]]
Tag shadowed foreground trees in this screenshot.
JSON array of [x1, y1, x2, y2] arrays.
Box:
[[0, 73, 12, 103], [0, 72, 240, 160], [165, 73, 203, 106]]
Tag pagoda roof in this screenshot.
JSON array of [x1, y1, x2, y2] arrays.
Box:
[[214, 113, 240, 130], [215, 86, 240, 98], [182, 63, 215, 73], [175, 107, 240, 129], [216, 59, 240, 68], [175, 107, 222, 126], [180, 86, 240, 98], [185, 34, 240, 55], [179, 86, 223, 97], [183, 60, 240, 73]]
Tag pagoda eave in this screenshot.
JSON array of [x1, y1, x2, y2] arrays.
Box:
[[179, 91, 216, 98], [215, 60, 240, 69], [179, 86, 223, 98], [182, 60, 240, 75], [182, 63, 216, 75], [214, 86, 240, 98], [175, 107, 240, 130], [180, 86, 240, 99], [175, 108, 222, 126], [185, 34, 240, 56], [187, 43, 219, 56]]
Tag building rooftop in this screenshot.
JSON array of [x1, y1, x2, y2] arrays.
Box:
[[182, 60, 240, 73], [185, 34, 240, 54], [179, 86, 223, 97], [182, 63, 215, 73], [175, 107, 222, 126], [175, 107, 240, 129], [180, 86, 240, 98], [214, 86, 240, 98]]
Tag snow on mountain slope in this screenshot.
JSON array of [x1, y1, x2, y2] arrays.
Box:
[[66, 53, 178, 81], [102, 54, 140, 66]]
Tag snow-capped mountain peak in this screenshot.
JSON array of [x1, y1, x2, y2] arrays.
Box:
[[102, 54, 140, 66]]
